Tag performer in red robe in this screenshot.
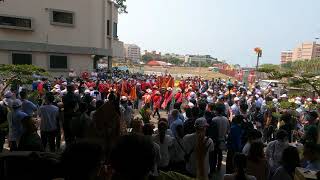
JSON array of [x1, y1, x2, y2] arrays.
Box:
[[152, 91, 162, 119], [161, 87, 173, 114]]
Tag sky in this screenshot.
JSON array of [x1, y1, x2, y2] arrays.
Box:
[[118, 0, 320, 66]]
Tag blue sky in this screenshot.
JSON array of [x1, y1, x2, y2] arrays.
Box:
[[118, 0, 320, 66]]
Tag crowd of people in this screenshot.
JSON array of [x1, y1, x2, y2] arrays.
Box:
[[0, 69, 319, 180]]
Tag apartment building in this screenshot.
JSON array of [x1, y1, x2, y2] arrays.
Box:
[[0, 0, 123, 76], [124, 44, 141, 63]]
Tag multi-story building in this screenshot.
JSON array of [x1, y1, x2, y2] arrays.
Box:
[[184, 55, 218, 64], [280, 51, 293, 64], [283, 42, 320, 63], [143, 50, 162, 60], [0, 0, 123, 76], [124, 44, 141, 63]]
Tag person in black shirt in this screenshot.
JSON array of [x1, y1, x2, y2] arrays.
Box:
[[62, 84, 80, 147]]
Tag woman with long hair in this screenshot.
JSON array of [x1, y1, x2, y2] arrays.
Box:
[[224, 153, 256, 180], [152, 120, 173, 171]]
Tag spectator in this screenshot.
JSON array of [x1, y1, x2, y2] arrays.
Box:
[[266, 130, 289, 171], [224, 153, 256, 180], [39, 93, 59, 152], [153, 120, 174, 171], [271, 146, 300, 180], [170, 109, 183, 137], [303, 143, 320, 171], [211, 103, 230, 171], [183, 117, 214, 177], [60, 141, 104, 180], [18, 116, 43, 151], [226, 115, 244, 174], [20, 90, 38, 116], [62, 84, 80, 146], [169, 124, 186, 173], [8, 99, 28, 151], [279, 112, 294, 143], [242, 129, 262, 156], [246, 142, 269, 180]]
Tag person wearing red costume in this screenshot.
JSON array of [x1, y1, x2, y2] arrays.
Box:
[[152, 91, 162, 119], [162, 87, 173, 114], [175, 88, 183, 107]]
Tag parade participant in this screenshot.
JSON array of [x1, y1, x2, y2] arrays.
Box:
[[162, 87, 174, 114], [175, 88, 183, 107], [152, 91, 162, 119], [120, 96, 133, 127]]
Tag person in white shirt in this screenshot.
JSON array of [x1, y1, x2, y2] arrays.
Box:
[[152, 120, 173, 171], [39, 93, 59, 152], [183, 117, 214, 177], [266, 130, 289, 171]]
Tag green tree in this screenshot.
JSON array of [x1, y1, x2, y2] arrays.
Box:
[[0, 64, 48, 97], [168, 57, 183, 65], [258, 62, 320, 96], [115, 0, 128, 13], [142, 54, 153, 63]]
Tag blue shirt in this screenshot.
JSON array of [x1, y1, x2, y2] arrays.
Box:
[[228, 123, 242, 152], [170, 118, 183, 137], [21, 99, 37, 116], [9, 109, 28, 141]]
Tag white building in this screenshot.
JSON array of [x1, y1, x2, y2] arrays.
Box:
[[0, 0, 123, 76], [124, 44, 141, 63], [184, 55, 218, 64]]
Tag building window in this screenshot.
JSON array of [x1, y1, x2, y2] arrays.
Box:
[[12, 53, 32, 65], [113, 22, 118, 38], [50, 9, 75, 27], [107, 20, 110, 36], [50, 55, 68, 69], [0, 15, 32, 30]]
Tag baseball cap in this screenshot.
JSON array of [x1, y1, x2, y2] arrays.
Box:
[[194, 117, 209, 128]]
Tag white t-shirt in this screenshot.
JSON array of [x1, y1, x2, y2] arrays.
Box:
[[152, 134, 174, 168], [39, 104, 59, 131], [183, 133, 214, 176]]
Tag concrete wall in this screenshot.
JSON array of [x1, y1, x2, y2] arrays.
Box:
[[0, 0, 118, 49]]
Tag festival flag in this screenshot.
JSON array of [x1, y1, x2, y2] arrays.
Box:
[[120, 80, 128, 96], [129, 86, 137, 101]]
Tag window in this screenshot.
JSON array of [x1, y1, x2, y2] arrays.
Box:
[[50, 55, 68, 69], [50, 9, 74, 26], [107, 20, 110, 36], [0, 15, 32, 30], [113, 22, 118, 38], [12, 53, 32, 65]]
